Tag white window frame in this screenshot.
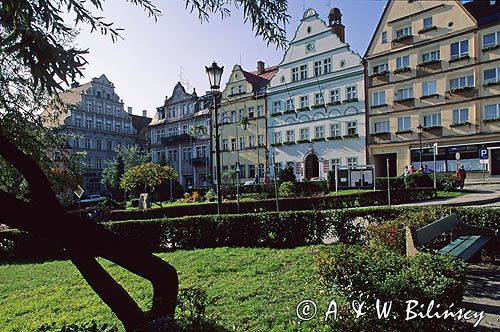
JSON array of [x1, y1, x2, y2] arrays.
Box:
[[397, 116, 411, 132], [452, 108, 469, 124]]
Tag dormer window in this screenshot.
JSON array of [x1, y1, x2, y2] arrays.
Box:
[[396, 26, 412, 39], [423, 17, 433, 30], [381, 31, 388, 44], [230, 86, 235, 95], [238, 85, 244, 93]]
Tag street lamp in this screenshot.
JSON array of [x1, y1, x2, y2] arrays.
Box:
[[417, 124, 424, 167], [206, 61, 224, 214]]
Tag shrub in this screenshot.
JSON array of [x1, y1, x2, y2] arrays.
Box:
[[405, 172, 433, 188], [34, 321, 118, 331], [278, 166, 296, 184], [326, 170, 335, 192], [315, 244, 465, 331], [278, 181, 295, 197], [204, 189, 216, 202], [127, 198, 139, 208], [375, 176, 405, 190], [435, 173, 460, 191]]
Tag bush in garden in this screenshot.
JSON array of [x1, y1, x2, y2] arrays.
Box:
[[315, 244, 465, 331], [279, 166, 296, 184], [404, 172, 433, 188], [204, 189, 216, 202], [435, 173, 460, 191], [278, 181, 295, 197]]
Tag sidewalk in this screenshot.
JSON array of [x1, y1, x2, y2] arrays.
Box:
[[398, 184, 500, 207]]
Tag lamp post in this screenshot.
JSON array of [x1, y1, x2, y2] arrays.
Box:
[[417, 124, 424, 167], [206, 61, 224, 214]]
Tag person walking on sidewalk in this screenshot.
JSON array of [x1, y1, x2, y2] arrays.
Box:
[[456, 165, 467, 189]]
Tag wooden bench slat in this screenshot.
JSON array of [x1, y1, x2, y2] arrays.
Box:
[[437, 235, 491, 262], [456, 236, 491, 262], [438, 236, 473, 255], [414, 213, 460, 246]]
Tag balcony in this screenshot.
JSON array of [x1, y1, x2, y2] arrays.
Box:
[[422, 126, 443, 137], [448, 55, 471, 64], [161, 134, 191, 144], [446, 87, 477, 100], [370, 132, 391, 144], [417, 26, 437, 34], [416, 60, 442, 77], [394, 97, 415, 108], [191, 157, 208, 166], [393, 67, 411, 75], [369, 71, 390, 87], [391, 35, 413, 48]]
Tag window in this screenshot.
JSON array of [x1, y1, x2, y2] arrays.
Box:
[[450, 40, 469, 59], [484, 104, 500, 120], [222, 139, 228, 151], [300, 96, 309, 108], [396, 87, 413, 100], [107, 140, 112, 151], [314, 61, 322, 76], [86, 158, 92, 169], [484, 67, 500, 84], [300, 65, 308, 80], [115, 123, 121, 132], [374, 120, 390, 133], [257, 105, 263, 117], [347, 122, 357, 136], [286, 99, 294, 111], [87, 103, 92, 112], [183, 148, 191, 161], [422, 80, 437, 96], [330, 123, 340, 137], [249, 136, 255, 147], [272, 102, 281, 114], [323, 58, 332, 74], [314, 93, 323, 106], [423, 113, 442, 127], [274, 131, 282, 144], [258, 164, 265, 177], [330, 89, 340, 103], [238, 85, 244, 93], [249, 165, 256, 178], [196, 146, 207, 158], [231, 138, 237, 150], [286, 130, 295, 143], [453, 108, 469, 124], [230, 87, 235, 95], [315, 126, 325, 139], [483, 32, 500, 48], [396, 55, 410, 69], [168, 149, 177, 162], [105, 106, 111, 115], [97, 105, 102, 113], [396, 26, 412, 38], [450, 75, 474, 90], [230, 111, 237, 123], [381, 31, 388, 44], [373, 63, 388, 74], [423, 17, 433, 30], [73, 138, 80, 148], [292, 67, 299, 82], [86, 119, 92, 129], [239, 165, 246, 178], [96, 121, 102, 131], [347, 157, 358, 167], [248, 107, 255, 118], [75, 117, 82, 127], [397, 116, 411, 131], [239, 109, 245, 121], [373, 91, 386, 106], [258, 134, 264, 146], [422, 50, 440, 63], [182, 124, 189, 134], [346, 86, 357, 100], [96, 139, 102, 150], [300, 128, 309, 141], [331, 158, 341, 169], [239, 137, 245, 149], [85, 138, 92, 149]]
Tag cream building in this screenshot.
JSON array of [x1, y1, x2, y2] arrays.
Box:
[[215, 62, 277, 182], [365, 0, 500, 177]]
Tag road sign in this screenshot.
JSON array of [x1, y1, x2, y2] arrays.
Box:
[[479, 148, 489, 160], [455, 152, 460, 161], [480, 159, 489, 164], [73, 185, 84, 199]]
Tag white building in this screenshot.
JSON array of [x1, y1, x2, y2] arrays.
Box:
[[267, 8, 366, 180]]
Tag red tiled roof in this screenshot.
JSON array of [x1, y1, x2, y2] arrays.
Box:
[[242, 66, 278, 94]]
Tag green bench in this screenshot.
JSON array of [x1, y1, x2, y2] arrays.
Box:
[[406, 213, 496, 262]]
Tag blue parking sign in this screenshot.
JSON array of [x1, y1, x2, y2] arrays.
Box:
[[478, 148, 489, 160]]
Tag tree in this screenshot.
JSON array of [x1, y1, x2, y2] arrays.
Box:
[[120, 162, 177, 195], [0, 0, 289, 330]]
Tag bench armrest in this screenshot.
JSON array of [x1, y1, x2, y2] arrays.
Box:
[[406, 225, 420, 258]]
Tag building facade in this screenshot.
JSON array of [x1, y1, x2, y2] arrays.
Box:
[[365, 0, 500, 177], [215, 62, 277, 183], [147, 82, 212, 188], [43, 74, 151, 195], [267, 8, 366, 181]]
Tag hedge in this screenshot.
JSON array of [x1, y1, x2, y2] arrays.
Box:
[[102, 188, 434, 221], [1, 206, 498, 260], [376, 172, 460, 191]]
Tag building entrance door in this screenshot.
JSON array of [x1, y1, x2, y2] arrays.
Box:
[[305, 154, 319, 179], [491, 149, 500, 175]]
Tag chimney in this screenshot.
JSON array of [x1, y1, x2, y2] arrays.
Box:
[[328, 8, 345, 43], [70, 81, 80, 88], [257, 61, 265, 74], [127, 106, 133, 114], [142, 110, 148, 117]]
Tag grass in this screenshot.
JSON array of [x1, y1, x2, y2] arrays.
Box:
[[328, 189, 374, 196], [0, 246, 338, 332], [435, 191, 466, 198]]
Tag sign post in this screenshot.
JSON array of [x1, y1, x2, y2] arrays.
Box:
[[479, 148, 489, 183], [386, 158, 391, 207], [73, 185, 84, 217], [433, 143, 438, 191]]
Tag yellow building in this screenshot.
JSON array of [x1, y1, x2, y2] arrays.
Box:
[[365, 0, 500, 178], [215, 62, 277, 182]]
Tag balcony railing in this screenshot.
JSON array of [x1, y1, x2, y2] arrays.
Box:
[[191, 157, 208, 166]]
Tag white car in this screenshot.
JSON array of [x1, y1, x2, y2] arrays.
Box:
[[78, 195, 106, 204]]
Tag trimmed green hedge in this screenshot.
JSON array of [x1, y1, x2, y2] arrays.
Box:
[[102, 188, 434, 221], [376, 172, 460, 191], [1, 206, 498, 260]]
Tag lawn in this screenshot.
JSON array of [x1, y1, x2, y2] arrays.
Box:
[[0, 246, 338, 332]]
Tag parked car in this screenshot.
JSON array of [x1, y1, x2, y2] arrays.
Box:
[[310, 177, 326, 182], [78, 195, 106, 204]]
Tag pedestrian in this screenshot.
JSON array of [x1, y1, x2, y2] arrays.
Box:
[[402, 165, 409, 177], [409, 165, 415, 174], [418, 164, 424, 172], [456, 165, 467, 189], [423, 165, 430, 173]]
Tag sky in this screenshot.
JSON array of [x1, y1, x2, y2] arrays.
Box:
[[73, 0, 387, 117]]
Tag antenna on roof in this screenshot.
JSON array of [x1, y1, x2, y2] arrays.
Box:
[[179, 66, 193, 93]]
